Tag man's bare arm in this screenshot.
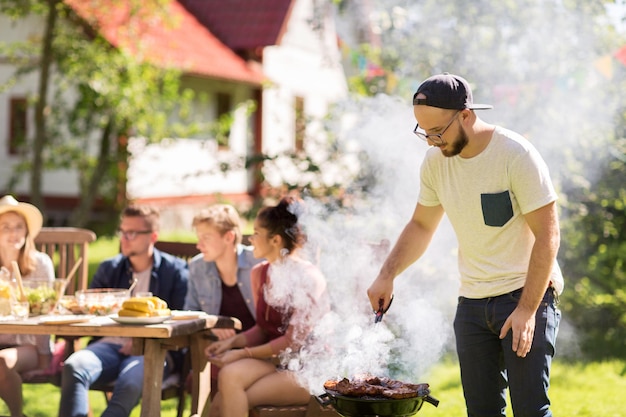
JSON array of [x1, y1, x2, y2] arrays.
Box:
[[367, 203, 444, 311]]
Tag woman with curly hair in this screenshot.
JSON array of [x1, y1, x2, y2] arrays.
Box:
[[205, 197, 328, 417]]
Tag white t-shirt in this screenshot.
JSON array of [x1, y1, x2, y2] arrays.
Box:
[[419, 126, 564, 298]]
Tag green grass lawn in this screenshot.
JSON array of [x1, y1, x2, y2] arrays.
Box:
[[11, 358, 626, 416], [421, 357, 626, 417], [14, 385, 183, 416]]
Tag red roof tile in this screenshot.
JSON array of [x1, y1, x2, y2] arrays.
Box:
[[179, 0, 294, 50], [65, 0, 264, 85]]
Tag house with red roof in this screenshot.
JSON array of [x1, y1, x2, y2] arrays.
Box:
[[0, 0, 347, 227]]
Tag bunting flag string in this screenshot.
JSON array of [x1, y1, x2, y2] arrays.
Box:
[[339, 36, 626, 86], [339, 37, 388, 80]]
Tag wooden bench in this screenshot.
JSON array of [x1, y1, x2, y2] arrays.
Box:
[[251, 397, 339, 417]]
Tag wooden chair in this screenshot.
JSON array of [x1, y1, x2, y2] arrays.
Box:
[[34, 227, 97, 294], [22, 227, 97, 386]]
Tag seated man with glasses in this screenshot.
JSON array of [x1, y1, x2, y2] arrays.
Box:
[[58, 205, 189, 417]]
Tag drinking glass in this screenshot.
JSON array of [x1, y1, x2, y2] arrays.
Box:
[[11, 301, 29, 320], [136, 291, 153, 298]]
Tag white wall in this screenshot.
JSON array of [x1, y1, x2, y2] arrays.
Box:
[[126, 81, 257, 199]]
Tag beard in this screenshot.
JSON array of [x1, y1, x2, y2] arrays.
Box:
[[121, 243, 147, 258], [122, 248, 140, 258], [441, 127, 468, 157]]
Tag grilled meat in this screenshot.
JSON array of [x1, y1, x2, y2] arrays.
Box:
[[324, 376, 429, 399]]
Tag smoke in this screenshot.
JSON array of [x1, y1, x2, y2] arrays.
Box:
[[267, 95, 459, 393]]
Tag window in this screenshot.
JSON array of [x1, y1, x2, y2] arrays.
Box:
[[8, 97, 27, 155], [295, 96, 305, 152], [215, 92, 232, 148]]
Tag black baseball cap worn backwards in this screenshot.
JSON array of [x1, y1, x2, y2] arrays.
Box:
[[413, 73, 493, 110]]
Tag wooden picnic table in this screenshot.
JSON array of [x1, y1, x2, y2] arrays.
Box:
[[0, 313, 227, 417]]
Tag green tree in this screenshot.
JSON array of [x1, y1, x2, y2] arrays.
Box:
[[0, 0, 202, 230], [559, 118, 626, 358]]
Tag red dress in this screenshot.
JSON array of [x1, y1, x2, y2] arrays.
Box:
[[254, 262, 292, 340], [244, 260, 328, 354]]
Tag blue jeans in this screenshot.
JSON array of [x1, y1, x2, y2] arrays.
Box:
[[58, 341, 169, 417], [454, 288, 560, 417]]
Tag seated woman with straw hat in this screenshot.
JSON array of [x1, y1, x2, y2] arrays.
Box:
[[0, 195, 54, 417]]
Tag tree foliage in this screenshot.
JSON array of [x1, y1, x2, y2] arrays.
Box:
[[559, 127, 626, 358], [0, 0, 202, 231]]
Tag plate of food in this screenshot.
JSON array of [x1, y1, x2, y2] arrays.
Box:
[[170, 310, 208, 320], [39, 315, 95, 325], [109, 314, 172, 325], [109, 296, 172, 324]]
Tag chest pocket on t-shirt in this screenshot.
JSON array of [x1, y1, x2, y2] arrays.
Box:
[[481, 191, 514, 227]]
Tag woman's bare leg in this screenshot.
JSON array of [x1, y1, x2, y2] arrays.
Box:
[[206, 391, 221, 417], [246, 370, 311, 408], [0, 345, 39, 417], [211, 358, 276, 417]]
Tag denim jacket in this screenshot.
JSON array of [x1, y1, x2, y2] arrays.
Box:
[[184, 245, 260, 318]]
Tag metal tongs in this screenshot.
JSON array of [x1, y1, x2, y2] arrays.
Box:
[[374, 295, 394, 323]]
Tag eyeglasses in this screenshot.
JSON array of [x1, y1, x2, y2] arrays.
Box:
[[116, 229, 152, 240], [413, 111, 460, 146]]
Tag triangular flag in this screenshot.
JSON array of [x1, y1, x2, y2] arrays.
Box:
[[614, 45, 626, 66], [594, 55, 613, 79]]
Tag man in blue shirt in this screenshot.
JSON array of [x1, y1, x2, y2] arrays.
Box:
[[58, 205, 188, 417]]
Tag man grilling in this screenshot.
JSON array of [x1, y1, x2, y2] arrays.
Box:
[[367, 73, 563, 417]]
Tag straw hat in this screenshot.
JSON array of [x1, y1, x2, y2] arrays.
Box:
[[0, 195, 43, 237]]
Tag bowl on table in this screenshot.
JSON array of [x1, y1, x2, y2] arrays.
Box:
[[76, 288, 130, 316], [23, 278, 60, 316], [57, 295, 84, 315]]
